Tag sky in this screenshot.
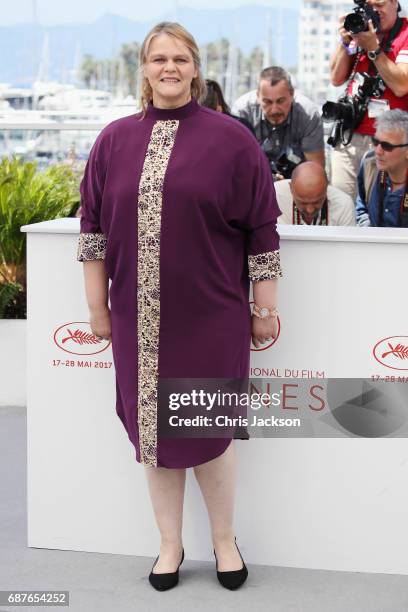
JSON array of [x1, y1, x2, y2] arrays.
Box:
[[1, 0, 300, 26]]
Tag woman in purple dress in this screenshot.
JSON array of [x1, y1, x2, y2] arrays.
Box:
[[77, 22, 282, 591]]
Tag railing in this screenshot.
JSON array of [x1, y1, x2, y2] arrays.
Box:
[[0, 108, 335, 172], [0, 111, 128, 167], [0, 108, 137, 131]]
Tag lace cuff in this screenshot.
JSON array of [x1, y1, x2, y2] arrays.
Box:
[[77, 232, 107, 261], [248, 250, 282, 282]]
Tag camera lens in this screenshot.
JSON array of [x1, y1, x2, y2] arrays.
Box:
[[322, 102, 339, 121], [322, 100, 355, 127], [344, 12, 366, 34]]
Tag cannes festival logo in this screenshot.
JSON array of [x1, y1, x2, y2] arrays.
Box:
[[53, 322, 111, 355], [250, 301, 280, 352], [373, 336, 408, 371]]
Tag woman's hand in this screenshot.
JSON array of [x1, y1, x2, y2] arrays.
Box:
[[251, 315, 279, 349], [90, 305, 112, 341]]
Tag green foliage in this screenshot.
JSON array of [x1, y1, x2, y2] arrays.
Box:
[[0, 156, 80, 272], [0, 156, 81, 317], [0, 281, 22, 318]]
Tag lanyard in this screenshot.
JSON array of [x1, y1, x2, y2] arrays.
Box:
[[259, 105, 293, 156], [378, 170, 408, 227], [292, 199, 328, 226]]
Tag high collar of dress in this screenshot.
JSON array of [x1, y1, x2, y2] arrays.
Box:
[[145, 98, 199, 120]]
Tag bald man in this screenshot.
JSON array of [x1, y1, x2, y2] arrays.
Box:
[[275, 161, 355, 226]]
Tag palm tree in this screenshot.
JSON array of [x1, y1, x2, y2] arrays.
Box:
[[80, 54, 98, 89], [120, 42, 140, 96]]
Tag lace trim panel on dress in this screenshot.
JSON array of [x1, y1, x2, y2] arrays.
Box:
[[77, 232, 107, 261], [137, 119, 179, 467], [248, 250, 283, 282]]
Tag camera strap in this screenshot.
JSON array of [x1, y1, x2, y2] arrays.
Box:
[[349, 49, 364, 83], [382, 17, 403, 53], [377, 170, 408, 227], [292, 199, 328, 226]]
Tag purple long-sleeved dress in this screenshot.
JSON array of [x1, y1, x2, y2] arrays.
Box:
[[77, 97, 282, 469]]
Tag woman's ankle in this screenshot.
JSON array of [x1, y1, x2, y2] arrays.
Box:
[[212, 530, 235, 546], [160, 536, 183, 548]]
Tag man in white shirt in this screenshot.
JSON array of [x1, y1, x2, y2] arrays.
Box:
[[275, 162, 356, 226]]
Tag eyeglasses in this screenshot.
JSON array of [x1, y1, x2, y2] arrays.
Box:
[[371, 136, 408, 152]]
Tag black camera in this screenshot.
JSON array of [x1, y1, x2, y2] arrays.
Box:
[[272, 152, 301, 180], [322, 72, 385, 147], [261, 143, 302, 179], [344, 0, 381, 34]]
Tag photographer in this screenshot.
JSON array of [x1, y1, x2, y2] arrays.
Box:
[[275, 162, 355, 226], [356, 108, 408, 226], [329, 0, 408, 201], [232, 66, 325, 180]]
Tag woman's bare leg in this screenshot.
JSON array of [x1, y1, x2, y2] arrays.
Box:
[[144, 465, 186, 573], [193, 441, 243, 571]]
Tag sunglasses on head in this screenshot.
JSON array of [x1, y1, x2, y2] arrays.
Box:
[[371, 136, 408, 152]]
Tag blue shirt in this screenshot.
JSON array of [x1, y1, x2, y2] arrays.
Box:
[[356, 160, 405, 227]]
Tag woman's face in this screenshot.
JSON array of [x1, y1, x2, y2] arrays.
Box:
[[143, 33, 198, 108]]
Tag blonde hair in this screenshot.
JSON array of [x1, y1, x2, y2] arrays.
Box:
[[139, 21, 207, 117]]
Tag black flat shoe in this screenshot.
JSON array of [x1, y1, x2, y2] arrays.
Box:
[[213, 536, 248, 590], [148, 547, 184, 591]]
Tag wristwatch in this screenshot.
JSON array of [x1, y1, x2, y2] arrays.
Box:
[[367, 46, 382, 61], [252, 304, 278, 320]]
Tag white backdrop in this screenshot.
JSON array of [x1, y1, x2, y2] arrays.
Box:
[[21, 218, 408, 574]]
